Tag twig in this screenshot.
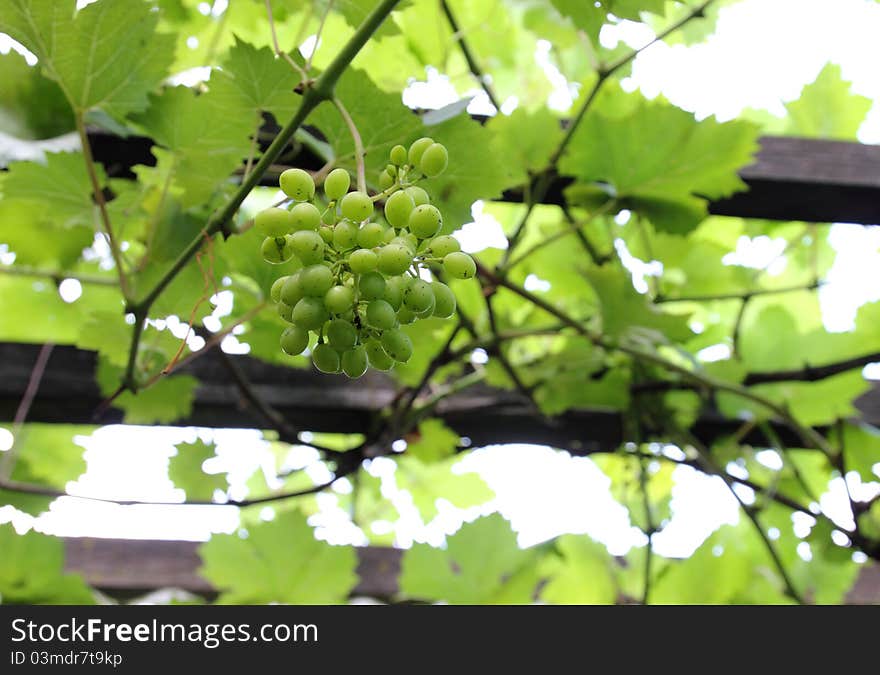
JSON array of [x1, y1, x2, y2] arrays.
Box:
[[305, 0, 335, 72], [439, 0, 501, 109], [333, 96, 366, 193], [0, 265, 116, 286], [655, 280, 823, 304], [265, 0, 309, 81]]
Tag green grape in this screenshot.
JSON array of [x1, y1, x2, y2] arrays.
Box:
[[379, 169, 394, 191], [324, 285, 354, 314], [280, 168, 315, 201], [443, 251, 476, 279], [419, 142, 448, 177], [312, 343, 341, 374], [289, 230, 325, 265], [408, 204, 442, 239], [377, 244, 412, 275], [292, 297, 328, 330], [390, 235, 417, 254], [322, 208, 337, 226], [333, 220, 359, 249], [381, 227, 397, 244], [357, 221, 385, 248], [408, 137, 434, 167], [365, 340, 394, 371], [414, 294, 436, 319], [277, 301, 293, 322], [405, 186, 430, 206], [431, 281, 456, 318], [327, 318, 358, 351], [428, 235, 460, 257], [340, 191, 374, 222], [270, 275, 290, 303], [390, 144, 407, 166], [381, 328, 413, 362], [382, 275, 407, 310], [261, 235, 295, 264], [319, 225, 334, 243], [397, 305, 416, 325], [299, 264, 334, 297], [348, 248, 378, 274], [280, 271, 304, 306], [384, 190, 415, 228], [280, 325, 309, 355], [255, 207, 294, 237], [324, 168, 350, 200], [385, 164, 397, 178], [366, 299, 397, 330], [403, 278, 434, 312], [358, 271, 386, 300], [290, 202, 321, 231], [341, 345, 368, 379]]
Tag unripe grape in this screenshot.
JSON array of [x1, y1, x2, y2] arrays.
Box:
[[290, 202, 321, 231], [340, 191, 373, 222], [333, 220, 359, 249], [277, 301, 293, 322], [381, 328, 413, 362], [322, 208, 337, 226], [365, 340, 394, 371], [280, 325, 309, 355], [299, 264, 334, 297], [262, 235, 295, 264], [385, 164, 397, 178], [348, 248, 378, 274], [408, 204, 442, 239], [280, 271, 304, 306], [270, 275, 289, 303], [256, 207, 294, 237], [419, 143, 448, 177], [324, 285, 354, 314], [408, 137, 434, 167], [405, 186, 430, 206], [357, 221, 385, 248], [366, 299, 397, 330], [390, 235, 417, 254], [377, 244, 412, 275], [381, 227, 397, 244], [358, 271, 386, 300], [342, 345, 368, 379], [403, 278, 434, 312], [414, 294, 436, 319], [384, 190, 415, 229], [428, 235, 460, 257], [324, 168, 350, 201], [390, 144, 407, 166], [431, 281, 456, 318], [379, 170, 394, 191], [312, 343, 341, 374], [319, 225, 334, 243], [280, 168, 315, 201], [382, 275, 407, 310], [443, 251, 476, 279], [292, 297, 328, 330], [326, 318, 357, 351], [397, 305, 416, 325], [289, 230, 325, 265]]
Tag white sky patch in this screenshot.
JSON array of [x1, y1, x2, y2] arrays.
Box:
[[454, 201, 508, 252]]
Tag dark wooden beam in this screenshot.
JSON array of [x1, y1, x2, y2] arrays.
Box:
[[89, 128, 880, 226], [4, 341, 875, 452], [61, 536, 880, 604]]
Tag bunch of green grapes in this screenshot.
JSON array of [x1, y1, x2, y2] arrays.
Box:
[[254, 137, 476, 378]]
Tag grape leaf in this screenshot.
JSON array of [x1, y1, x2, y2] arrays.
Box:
[[0, 0, 175, 120], [785, 63, 872, 140], [97, 357, 198, 425], [396, 455, 494, 522], [199, 510, 358, 603], [0, 525, 95, 604], [539, 535, 617, 604], [0, 49, 74, 139], [399, 514, 540, 603], [841, 423, 880, 483], [0, 200, 93, 268], [487, 108, 563, 183], [405, 419, 460, 463], [168, 440, 227, 501]]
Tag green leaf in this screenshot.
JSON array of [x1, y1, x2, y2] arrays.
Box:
[[396, 455, 494, 522], [97, 357, 198, 425], [399, 514, 540, 603], [785, 63, 872, 140], [539, 535, 617, 604], [0, 524, 95, 604], [168, 440, 227, 501], [76, 311, 132, 368], [199, 510, 358, 603], [0, 0, 175, 119], [488, 108, 563, 183], [405, 419, 460, 463], [560, 97, 759, 232], [841, 423, 880, 483], [0, 49, 74, 139]]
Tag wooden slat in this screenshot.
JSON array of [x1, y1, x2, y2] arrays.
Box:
[[62, 537, 880, 604]]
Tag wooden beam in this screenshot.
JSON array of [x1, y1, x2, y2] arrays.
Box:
[[62, 536, 880, 604], [3, 341, 874, 452], [91, 129, 880, 226]]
